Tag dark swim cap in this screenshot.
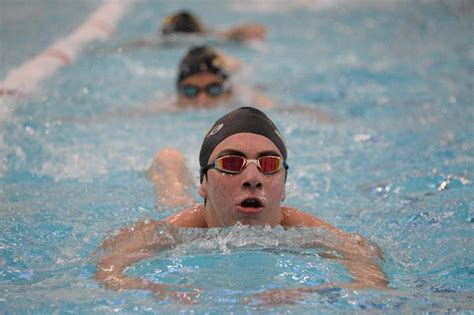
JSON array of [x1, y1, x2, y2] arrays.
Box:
[[177, 46, 228, 86], [160, 10, 204, 35], [199, 107, 288, 171]]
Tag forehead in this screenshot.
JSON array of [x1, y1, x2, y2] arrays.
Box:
[[209, 133, 281, 161], [180, 72, 224, 85]]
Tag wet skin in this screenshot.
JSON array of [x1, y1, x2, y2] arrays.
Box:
[[199, 133, 286, 227]]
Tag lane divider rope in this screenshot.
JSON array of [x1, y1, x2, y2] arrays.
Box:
[[0, 0, 130, 99]]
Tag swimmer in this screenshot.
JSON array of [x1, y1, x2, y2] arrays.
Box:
[[156, 45, 272, 109], [96, 107, 388, 303], [160, 10, 266, 42], [154, 45, 334, 122], [117, 10, 266, 52], [70, 46, 271, 123], [175, 45, 234, 108]]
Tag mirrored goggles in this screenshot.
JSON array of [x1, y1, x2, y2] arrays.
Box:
[[202, 155, 288, 175], [178, 82, 225, 99]]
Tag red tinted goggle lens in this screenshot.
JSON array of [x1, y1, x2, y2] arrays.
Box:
[[214, 155, 284, 174]]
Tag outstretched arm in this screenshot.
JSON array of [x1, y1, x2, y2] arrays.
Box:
[[147, 149, 197, 209], [249, 207, 388, 304], [216, 23, 267, 42], [95, 219, 200, 302], [281, 207, 388, 288], [96, 220, 175, 291]]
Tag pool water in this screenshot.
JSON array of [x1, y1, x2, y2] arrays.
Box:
[[1, 0, 473, 313]]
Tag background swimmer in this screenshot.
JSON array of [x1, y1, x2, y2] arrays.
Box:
[[115, 10, 267, 52], [175, 45, 234, 108], [66, 44, 334, 124], [152, 46, 334, 122], [154, 45, 273, 109], [161, 10, 266, 42], [65, 45, 272, 122]]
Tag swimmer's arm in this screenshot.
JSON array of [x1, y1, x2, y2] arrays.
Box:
[[281, 206, 342, 233], [147, 149, 196, 209], [251, 208, 388, 304], [164, 205, 208, 228], [215, 23, 267, 42], [96, 209, 208, 284], [281, 207, 388, 288], [95, 220, 176, 291]]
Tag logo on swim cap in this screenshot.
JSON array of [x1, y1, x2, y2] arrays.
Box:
[[208, 123, 224, 137]]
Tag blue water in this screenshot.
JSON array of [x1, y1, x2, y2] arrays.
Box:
[[1, 0, 473, 313]]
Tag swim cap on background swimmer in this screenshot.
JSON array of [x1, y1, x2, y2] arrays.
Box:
[[199, 107, 288, 175], [160, 10, 204, 35], [177, 46, 229, 87]]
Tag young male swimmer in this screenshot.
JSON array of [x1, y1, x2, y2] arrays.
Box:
[[164, 45, 272, 109], [96, 107, 387, 303]]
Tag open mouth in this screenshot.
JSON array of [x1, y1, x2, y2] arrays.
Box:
[[241, 198, 263, 208], [238, 198, 264, 214]]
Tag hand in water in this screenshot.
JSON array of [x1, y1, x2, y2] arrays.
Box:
[[155, 286, 202, 304], [244, 288, 306, 305]]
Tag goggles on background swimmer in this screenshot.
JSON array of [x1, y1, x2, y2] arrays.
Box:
[[201, 155, 289, 175], [178, 82, 227, 99]]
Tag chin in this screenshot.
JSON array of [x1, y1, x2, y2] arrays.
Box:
[[236, 217, 267, 227]]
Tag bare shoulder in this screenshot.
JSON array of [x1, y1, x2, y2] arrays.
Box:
[[99, 219, 167, 252], [280, 206, 341, 234], [164, 205, 207, 228], [100, 205, 206, 253]]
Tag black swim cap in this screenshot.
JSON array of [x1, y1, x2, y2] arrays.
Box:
[[177, 46, 228, 86], [199, 107, 288, 171], [161, 10, 204, 35]]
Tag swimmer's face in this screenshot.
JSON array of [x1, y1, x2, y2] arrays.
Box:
[[199, 133, 286, 228], [177, 72, 231, 108]]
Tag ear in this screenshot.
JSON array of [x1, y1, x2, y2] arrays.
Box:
[[199, 180, 207, 198]]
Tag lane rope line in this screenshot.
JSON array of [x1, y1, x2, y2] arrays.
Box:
[[0, 0, 130, 99]]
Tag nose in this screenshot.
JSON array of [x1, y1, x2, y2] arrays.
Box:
[[195, 91, 210, 105], [241, 163, 263, 189]]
